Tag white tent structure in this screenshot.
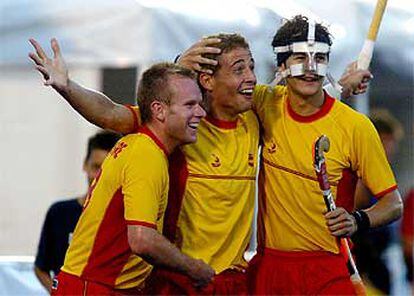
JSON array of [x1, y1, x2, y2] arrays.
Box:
[[0, 0, 412, 294]]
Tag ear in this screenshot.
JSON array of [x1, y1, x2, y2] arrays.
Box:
[[150, 100, 166, 122], [199, 73, 214, 92]]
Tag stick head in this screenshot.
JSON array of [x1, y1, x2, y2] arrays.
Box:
[[313, 135, 330, 171], [314, 134, 330, 158]]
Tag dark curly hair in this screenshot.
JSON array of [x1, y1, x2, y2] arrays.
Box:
[[272, 15, 332, 66]]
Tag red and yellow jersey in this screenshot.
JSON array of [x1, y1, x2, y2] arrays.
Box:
[[253, 85, 397, 253], [61, 127, 169, 289], [129, 107, 260, 273], [171, 112, 259, 273]]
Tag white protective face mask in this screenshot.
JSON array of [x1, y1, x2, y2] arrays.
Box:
[[273, 19, 330, 78]]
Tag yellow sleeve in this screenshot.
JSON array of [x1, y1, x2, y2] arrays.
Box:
[[122, 139, 167, 227], [350, 114, 397, 197], [124, 105, 142, 133]]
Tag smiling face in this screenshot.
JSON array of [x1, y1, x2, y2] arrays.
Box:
[[201, 46, 257, 119], [283, 52, 328, 98], [164, 76, 206, 145]]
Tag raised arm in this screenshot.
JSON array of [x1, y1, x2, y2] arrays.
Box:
[[128, 225, 215, 288], [29, 38, 136, 134], [338, 61, 373, 99]]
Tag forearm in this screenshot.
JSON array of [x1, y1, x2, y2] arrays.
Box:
[[363, 190, 403, 228], [34, 266, 52, 293], [133, 228, 195, 275], [55, 79, 136, 134]]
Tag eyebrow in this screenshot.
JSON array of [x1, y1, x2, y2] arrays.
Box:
[[231, 59, 245, 67], [231, 57, 254, 67]]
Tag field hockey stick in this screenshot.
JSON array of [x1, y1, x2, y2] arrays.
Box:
[[357, 0, 388, 70], [313, 135, 366, 296]]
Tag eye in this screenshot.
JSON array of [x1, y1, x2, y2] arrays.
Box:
[[234, 65, 245, 74], [292, 54, 305, 61], [315, 54, 327, 63]]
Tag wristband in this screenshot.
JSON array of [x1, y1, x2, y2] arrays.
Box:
[[351, 210, 371, 233]]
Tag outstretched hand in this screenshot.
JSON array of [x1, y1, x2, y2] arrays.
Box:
[[28, 38, 69, 91], [325, 207, 358, 237], [339, 61, 373, 99], [177, 37, 221, 74]]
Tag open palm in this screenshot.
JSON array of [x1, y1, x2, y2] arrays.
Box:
[[29, 38, 68, 91]]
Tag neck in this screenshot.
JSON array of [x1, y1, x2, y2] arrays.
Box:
[[206, 97, 239, 122], [144, 122, 175, 155], [287, 86, 325, 116]]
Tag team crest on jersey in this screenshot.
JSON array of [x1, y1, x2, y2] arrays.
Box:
[[248, 153, 255, 167], [268, 142, 277, 154], [211, 154, 221, 167], [111, 141, 128, 159]]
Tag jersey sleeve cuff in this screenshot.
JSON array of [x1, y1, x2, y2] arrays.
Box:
[[125, 220, 157, 229], [124, 104, 139, 133], [374, 184, 398, 199]]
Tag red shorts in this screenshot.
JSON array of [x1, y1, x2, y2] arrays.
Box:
[[51, 271, 143, 296], [247, 248, 356, 295], [146, 268, 248, 295]]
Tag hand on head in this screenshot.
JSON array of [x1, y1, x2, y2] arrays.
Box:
[[177, 37, 221, 74]]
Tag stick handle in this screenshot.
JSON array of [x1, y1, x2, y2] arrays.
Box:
[[357, 0, 388, 70], [357, 40, 375, 70], [367, 0, 388, 41]]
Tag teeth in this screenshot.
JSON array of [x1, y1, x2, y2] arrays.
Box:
[[240, 89, 253, 95], [188, 123, 199, 129]]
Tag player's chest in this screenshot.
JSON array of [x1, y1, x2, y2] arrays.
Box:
[[183, 125, 259, 175]]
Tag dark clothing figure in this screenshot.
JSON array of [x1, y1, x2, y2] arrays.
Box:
[[35, 198, 83, 275]]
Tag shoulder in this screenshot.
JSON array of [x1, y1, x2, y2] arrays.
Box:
[[331, 99, 372, 127], [49, 198, 78, 210], [253, 84, 286, 112], [121, 133, 168, 173], [254, 84, 286, 98], [110, 133, 166, 161], [47, 198, 80, 216]]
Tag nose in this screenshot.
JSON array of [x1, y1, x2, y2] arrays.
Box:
[[195, 103, 206, 118], [245, 68, 257, 84], [305, 54, 317, 72]]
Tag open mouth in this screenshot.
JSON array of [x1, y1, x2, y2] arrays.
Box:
[[239, 88, 254, 97], [188, 122, 200, 130]]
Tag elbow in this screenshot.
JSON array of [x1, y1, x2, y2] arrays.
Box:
[[394, 197, 404, 221], [128, 225, 154, 256], [388, 191, 404, 222]]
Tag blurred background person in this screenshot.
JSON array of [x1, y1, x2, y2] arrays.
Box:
[[34, 131, 121, 293], [353, 108, 404, 295], [401, 188, 413, 290]]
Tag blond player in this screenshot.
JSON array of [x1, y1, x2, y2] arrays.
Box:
[[29, 34, 258, 294], [29, 39, 212, 295]]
